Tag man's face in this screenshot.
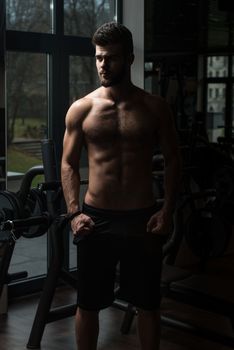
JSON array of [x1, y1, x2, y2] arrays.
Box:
[[95, 44, 128, 87]]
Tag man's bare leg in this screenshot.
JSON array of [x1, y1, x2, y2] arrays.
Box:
[[75, 308, 99, 350], [137, 308, 161, 350]]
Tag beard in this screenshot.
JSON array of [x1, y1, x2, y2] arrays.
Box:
[[99, 65, 126, 87]]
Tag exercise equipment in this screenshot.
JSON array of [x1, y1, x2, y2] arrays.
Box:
[[0, 139, 89, 348], [26, 187, 86, 349], [0, 140, 67, 308], [0, 165, 48, 238], [178, 127, 234, 261], [121, 189, 234, 347], [0, 164, 48, 299], [185, 207, 231, 258], [185, 191, 232, 259], [26, 139, 85, 349], [160, 193, 234, 347]]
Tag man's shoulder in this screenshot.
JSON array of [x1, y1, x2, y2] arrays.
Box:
[[66, 87, 108, 123], [73, 87, 109, 108], [134, 87, 166, 105], [65, 96, 93, 128], [85, 86, 103, 99], [69, 89, 101, 114], [135, 90, 168, 117], [142, 90, 166, 105]]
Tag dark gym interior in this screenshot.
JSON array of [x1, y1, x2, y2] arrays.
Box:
[[0, 0, 234, 349]]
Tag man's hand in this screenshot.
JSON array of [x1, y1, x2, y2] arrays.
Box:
[[71, 213, 95, 237], [147, 209, 172, 236]]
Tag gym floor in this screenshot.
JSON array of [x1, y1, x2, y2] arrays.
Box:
[[0, 285, 233, 350]]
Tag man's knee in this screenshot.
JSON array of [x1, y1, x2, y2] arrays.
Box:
[[76, 307, 100, 320]]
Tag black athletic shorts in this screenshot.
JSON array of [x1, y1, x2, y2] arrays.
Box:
[[75, 202, 164, 311]]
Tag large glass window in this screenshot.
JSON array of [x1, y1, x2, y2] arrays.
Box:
[[6, 52, 48, 279], [207, 0, 230, 48], [205, 55, 234, 143], [64, 0, 116, 37], [207, 56, 228, 78], [6, 52, 48, 187], [70, 56, 98, 103], [6, 0, 53, 33], [5, 0, 120, 295], [206, 83, 226, 142]]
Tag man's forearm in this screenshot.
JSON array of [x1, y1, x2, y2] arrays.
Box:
[[162, 155, 182, 214], [61, 164, 81, 214]]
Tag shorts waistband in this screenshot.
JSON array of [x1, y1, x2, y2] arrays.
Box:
[[82, 202, 158, 218]]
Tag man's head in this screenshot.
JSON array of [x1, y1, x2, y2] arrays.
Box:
[[92, 22, 134, 57], [92, 22, 134, 87]]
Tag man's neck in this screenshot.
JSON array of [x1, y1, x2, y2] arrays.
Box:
[[103, 81, 136, 103]]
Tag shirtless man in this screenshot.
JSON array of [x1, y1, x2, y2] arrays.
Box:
[[61, 22, 181, 350]]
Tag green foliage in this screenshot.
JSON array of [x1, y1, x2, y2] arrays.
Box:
[[8, 146, 44, 187], [13, 118, 47, 139]]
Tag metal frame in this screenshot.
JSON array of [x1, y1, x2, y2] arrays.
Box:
[[0, 0, 6, 191]]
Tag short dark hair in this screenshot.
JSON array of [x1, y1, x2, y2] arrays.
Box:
[[92, 22, 134, 55]]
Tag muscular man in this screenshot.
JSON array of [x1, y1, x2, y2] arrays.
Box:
[[61, 22, 181, 350]]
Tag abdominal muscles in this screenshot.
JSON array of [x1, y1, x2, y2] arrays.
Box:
[[84, 143, 155, 210]]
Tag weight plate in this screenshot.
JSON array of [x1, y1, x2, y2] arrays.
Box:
[[0, 190, 22, 222], [22, 188, 48, 238]]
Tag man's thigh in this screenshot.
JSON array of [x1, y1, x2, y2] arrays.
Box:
[[76, 234, 120, 310]]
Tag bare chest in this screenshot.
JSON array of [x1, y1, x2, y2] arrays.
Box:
[[83, 107, 156, 145]]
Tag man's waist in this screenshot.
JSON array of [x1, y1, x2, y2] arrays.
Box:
[[82, 201, 159, 218], [84, 189, 155, 211]]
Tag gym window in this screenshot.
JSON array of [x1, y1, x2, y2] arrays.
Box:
[[205, 55, 234, 143], [6, 0, 53, 33], [5, 0, 119, 296]]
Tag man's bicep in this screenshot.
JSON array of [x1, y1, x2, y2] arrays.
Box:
[[62, 127, 84, 169], [62, 98, 90, 169]]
